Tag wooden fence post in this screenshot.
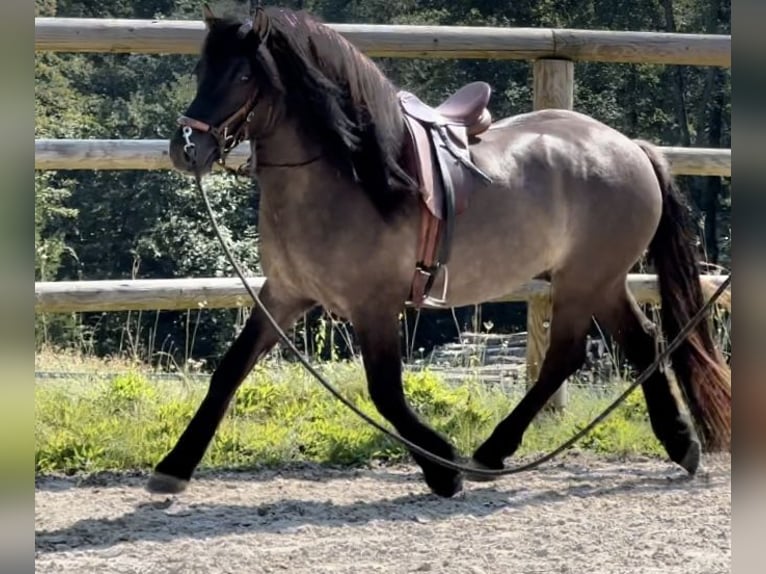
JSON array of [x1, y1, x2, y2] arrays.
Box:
[[526, 293, 555, 392], [527, 58, 575, 409], [533, 58, 574, 109]]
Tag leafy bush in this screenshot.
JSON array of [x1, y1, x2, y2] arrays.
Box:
[[35, 362, 665, 475]]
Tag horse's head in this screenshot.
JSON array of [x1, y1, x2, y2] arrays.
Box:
[[169, 4, 280, 175], [169, 4, 415, 214]]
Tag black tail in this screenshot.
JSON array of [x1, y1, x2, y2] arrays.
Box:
[[636, 140, 731, 451]]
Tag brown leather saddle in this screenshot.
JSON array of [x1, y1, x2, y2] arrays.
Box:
[[398, 81, 493, 308]]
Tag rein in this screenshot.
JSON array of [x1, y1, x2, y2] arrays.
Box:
[[193, 169, 731, 478]]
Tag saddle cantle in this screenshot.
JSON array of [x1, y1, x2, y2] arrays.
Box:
[[398, 81, 493, 308]]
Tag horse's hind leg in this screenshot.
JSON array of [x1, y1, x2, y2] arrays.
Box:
[[471, 289, 594, 474], [353, 308, 463, 498], [147, 281, 313, 494], [595, 285, 701, 474]]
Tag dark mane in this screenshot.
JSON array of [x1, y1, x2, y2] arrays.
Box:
[[211, 7, 417, 214]]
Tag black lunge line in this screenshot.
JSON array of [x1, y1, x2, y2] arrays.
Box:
[[194, 172, 731, 478]]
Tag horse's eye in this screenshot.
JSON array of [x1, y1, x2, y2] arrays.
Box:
[[240, 74, 251, 83]]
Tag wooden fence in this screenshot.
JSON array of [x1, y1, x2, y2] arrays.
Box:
[[35, 18, 730, 65], [33, 274, 731, 314], [34, 139, 731, 176], [34, 17, 732, 406]]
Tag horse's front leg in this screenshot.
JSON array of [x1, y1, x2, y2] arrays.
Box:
[[147, 281, 313, 494], [352, 307, 463, 497]]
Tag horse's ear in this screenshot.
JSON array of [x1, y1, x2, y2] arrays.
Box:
[[253, 5, 271, 41], [202, 3, 216, 29]]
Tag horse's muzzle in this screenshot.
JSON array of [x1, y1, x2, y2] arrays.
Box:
[[168, 127, 219, 176]]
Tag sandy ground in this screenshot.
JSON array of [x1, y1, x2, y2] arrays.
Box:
[[35, 454, 730, 574]]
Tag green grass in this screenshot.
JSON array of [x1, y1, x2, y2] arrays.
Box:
[[35, 359, 665, 475]]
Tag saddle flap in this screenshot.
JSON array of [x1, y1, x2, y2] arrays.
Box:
[[402, 114, 444, 218]]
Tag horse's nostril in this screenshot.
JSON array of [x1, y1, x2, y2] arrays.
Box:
[[183, 146, 196, 165]]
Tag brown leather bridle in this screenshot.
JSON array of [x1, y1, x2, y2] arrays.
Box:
[[177, 88, 323, 174], [176, 10, 269, 171], [176, 88, 260, 170]]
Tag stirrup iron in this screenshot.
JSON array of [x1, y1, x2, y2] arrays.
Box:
[[422, 266, 450, 307]]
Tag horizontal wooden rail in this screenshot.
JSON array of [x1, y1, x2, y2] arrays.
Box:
[[35, 274, 731, 314], [35, 18, 731, 67], [658, 147, 732, 177], [33, 139, 732, 177]]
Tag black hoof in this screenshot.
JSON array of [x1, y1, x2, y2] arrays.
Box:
[[678, 439, 701, 475], [470, 445, 506, 476], [423, 469, 463, 498], [146, 472, 189, 494]]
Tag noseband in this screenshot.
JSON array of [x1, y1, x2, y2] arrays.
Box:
[[177, 89, 259, 169]]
